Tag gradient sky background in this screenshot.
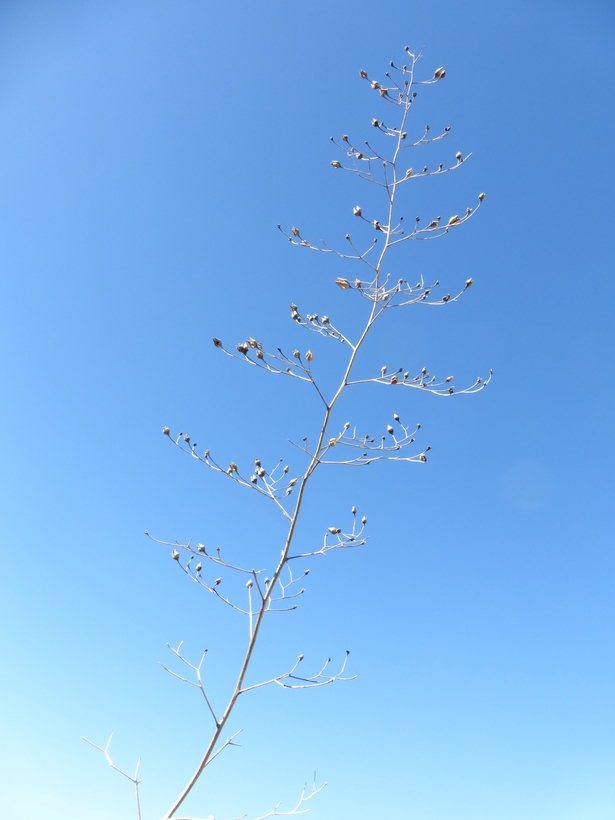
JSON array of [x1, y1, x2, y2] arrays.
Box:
[[1, 1, 614, 819]]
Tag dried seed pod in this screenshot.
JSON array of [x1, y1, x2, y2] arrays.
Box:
[[391, 375, 398, 384], [448, 215, 460, 226], [329, 438, 337, 447], [246, 579, 253, 588], [434, 66, 446, 79], [394, 414, 400, 421], [387, 425, 394, 435], [213, 337, 222, 348], [336, 278, 350, 290], [479, 192, 485, 201], [298, 654, 304, 662], [331, 160, 341, 169], [465, 278, 474, 288], [352, 506, 357, 514], [293, 349, 300, 359], [197, 544, 205, 553], [172, 550, 180, 561], [328, 527, 338, 534], [292, 226, 300, 237], [361, 515, 367, 525], [456, 151, 463, 161], [250, 475, 258, 484], [360, 69, 368, 78], [162, 426, 170, 436], [381, 366, 387, 376], [289, 478, 298, 487], [195, 563, 202, 573], [306, 349, 313, 363], [405, 168, 413, 178], [353, 205, 362, 217]]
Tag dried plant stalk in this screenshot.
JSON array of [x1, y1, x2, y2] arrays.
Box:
[[86, 46, 490, 820]]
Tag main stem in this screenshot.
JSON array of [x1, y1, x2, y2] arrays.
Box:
[[163, 64, 414, 820]]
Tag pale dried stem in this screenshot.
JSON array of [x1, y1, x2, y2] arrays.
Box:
[[83, 735, 142, 820]]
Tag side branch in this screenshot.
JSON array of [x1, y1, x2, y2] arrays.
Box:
[[83, 735, 142, 820]]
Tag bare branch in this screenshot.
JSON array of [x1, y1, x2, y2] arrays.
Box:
[[83, 735, 142, 820]]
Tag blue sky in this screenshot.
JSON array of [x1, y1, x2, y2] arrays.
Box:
[[1, 1, 614, 819]]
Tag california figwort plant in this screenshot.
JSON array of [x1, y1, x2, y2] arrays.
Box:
[[85, 46, 491, 820]]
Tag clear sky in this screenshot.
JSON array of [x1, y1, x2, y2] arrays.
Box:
[[1, 1, 614, 819]]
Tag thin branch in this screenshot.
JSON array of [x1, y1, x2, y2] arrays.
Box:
[[83, 735, 142, 820]]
